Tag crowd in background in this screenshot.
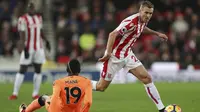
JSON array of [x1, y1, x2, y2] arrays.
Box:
[[0, 0, 26, 57], [52, 0, 200, 68], [0, 0, 200, 69]]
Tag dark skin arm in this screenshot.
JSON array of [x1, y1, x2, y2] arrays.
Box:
[[41, 29, 51, 51], [18, 31, 26, 53]]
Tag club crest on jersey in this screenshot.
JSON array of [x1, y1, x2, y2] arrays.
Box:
[[120, 23, 136, 35], [127, 23, 136, 32], [120, 27, 127, 35]]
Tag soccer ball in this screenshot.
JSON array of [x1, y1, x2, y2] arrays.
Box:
[[164, 104, 182, 112]]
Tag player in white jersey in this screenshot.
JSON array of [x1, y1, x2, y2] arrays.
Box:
[[91, 1, 168, 112], [9, 2, 51, 100]]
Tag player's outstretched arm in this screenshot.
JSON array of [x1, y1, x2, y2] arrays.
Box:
[[99, 30, 119, 62], [18, 31, 26, 52], [143, 27, 168, 41]]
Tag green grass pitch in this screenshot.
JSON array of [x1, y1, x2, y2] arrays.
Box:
[[0, 82, 199, 112]]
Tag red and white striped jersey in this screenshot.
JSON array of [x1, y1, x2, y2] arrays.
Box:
[[112, 13, 147, 59], [18, 14, 43, 52]]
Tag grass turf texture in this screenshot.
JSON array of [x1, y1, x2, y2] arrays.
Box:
[[0, 82, 199, 112]]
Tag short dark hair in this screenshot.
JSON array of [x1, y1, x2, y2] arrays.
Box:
[[141, 1, 154, 8], [66, 59, 81, 75]]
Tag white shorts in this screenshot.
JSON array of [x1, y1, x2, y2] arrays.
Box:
[[101, 52, 142, 81], [19, 49, 46, 65]]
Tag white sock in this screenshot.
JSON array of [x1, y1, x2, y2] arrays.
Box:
[[32, 73, 42, 96], [91, 80, 97, 91], [144, 83, 165, 110], [13, 73, 25, 95]]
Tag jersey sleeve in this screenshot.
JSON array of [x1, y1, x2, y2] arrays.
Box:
[[49, 80, 61, 112], [115, 20, 135, 36], [17, 17, 26, 31], [38, 15, 43, 29]]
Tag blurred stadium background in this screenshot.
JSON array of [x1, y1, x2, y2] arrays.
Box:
[[0, 0, 200, 111]]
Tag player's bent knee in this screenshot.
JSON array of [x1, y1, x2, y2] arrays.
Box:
[[35, 68, 41, 74], [35, 71, 41, 74], [98, 86, 107, 92], [97, 83, 109, 92], [19, 71, 26, 74], [140, 75, 152, 84], [19, 65, 28, 74], [34, 64, 42, 73], [38, 95, 49, 106], [96, 80, 111, 92]]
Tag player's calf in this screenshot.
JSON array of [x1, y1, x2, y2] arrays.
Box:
[[32, 63, 42, 98], [10, 65, 28, 99], [129, 66, 165, 111], [96, 84, 107, 92], [94, 78, 111, 92]]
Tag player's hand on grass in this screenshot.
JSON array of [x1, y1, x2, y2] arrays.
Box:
[[158, 33, 168, 41], [98, 51, 111, 62]]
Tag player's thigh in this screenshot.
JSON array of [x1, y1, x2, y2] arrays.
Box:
[[19, 51, 33, 65], [129, 65, 149, 80], [99, 57, 124, 88], [125, 53, 142, 71], [101, 57, 125, 81], [125, 53, 149, 78], [33, 49, 46, 64]]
